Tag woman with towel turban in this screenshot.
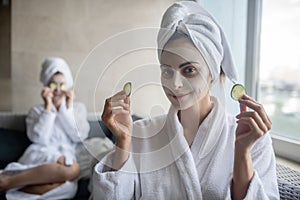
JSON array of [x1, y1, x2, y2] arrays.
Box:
[[0, 57, 90, 199], [93, 1, 279, 199]]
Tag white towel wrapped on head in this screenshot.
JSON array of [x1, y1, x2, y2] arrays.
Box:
[[40, 57, 74, 89], [157, 1, 239, 84]]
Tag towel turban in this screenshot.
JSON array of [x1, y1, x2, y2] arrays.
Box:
[[40, 57, 73, 89], [157, 1, 238, 84]]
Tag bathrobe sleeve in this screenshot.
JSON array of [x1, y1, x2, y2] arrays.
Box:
[[26, 106, 56, 144], [226, 133, 279, 200], [92, 150, 138, 200], [58, 102, 90, 143]]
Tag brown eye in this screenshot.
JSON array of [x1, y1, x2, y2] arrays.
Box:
[[161, 66, 174, 79], [182, 66, 198, 76]]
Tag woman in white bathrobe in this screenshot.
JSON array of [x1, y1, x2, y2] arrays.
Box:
[[93, 1, 279, 200], [0, 57, 90, 199]]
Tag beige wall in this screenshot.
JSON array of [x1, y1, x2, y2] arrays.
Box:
[[11, 0, 175, 117]]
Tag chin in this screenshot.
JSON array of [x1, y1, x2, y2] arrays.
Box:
[[169, 99, 196, 111]]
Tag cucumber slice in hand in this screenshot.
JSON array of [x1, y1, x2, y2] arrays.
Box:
[[123, 82, 132, 96], [50, 83, 57, 90], [61, 84, 66, 91], [231, 84, 246, 101]]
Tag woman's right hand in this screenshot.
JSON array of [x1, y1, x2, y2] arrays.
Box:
[[41, 87, 53, 111], [101, 90, 133, 151]]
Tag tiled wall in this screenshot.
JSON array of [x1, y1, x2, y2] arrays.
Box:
[[11, 0, 174, 116]]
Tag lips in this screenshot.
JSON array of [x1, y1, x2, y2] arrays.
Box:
[[163, 86, 191, 100], [53, 91, 62, 95], [167, 92, 190, 101]]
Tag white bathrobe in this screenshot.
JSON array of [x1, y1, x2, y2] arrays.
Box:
[[5, 100, 90, 200], [93, 97, 279, 199]]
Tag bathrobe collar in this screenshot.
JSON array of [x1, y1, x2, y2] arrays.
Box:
[[50, 97, 71, 113], [163, 96, 225, 199], [166, 96, 226, 162]]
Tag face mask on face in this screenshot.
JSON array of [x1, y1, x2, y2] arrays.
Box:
[[160, 38, 211, 110], [48, 73, 67, 104]]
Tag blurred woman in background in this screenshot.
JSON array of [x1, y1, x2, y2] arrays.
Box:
[[0, 57, 90, 200]]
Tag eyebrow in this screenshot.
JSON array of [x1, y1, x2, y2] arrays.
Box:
[[178, 61, 199, 68], [160, 61, 200, 68]]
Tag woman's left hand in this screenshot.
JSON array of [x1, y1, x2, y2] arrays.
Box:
[[235, 95, 272, 153], [64, 90, 74, 108]]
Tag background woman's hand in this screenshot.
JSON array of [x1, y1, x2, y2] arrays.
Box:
[[64, 89, 74, 108], [235, 95, 272, 153], [101, 91, 133, 151], [41, 87, 53, 111]]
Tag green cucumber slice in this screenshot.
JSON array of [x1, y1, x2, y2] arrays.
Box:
[[50, 83, 57, 90], [231, 84, 246, 100], [123, 82, 132, 96], [61, 84, 66, 91]]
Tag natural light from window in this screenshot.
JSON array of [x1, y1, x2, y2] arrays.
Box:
[[259, 0, 300, 141]]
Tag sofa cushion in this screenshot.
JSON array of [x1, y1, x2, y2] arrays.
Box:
[[0, 113, 26, 131], [87, 120, 107, 139], [0, 128, 31, 169]]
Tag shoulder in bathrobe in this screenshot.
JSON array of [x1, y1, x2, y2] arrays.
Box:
[[93, 107, 279, 199]]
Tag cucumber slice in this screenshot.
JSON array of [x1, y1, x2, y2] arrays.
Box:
[[49, 83, 57, 90], [61, 84, 66, 91], [123, 82, 132, 96], [231, 84, 246, 100]]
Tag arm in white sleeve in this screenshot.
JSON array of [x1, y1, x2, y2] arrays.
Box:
[[244, 133, 279, 200], [226, 133, 279, 200], [92, 150, 138, 200], [26, 106, 56, 144], [59, 102, 90, 143]]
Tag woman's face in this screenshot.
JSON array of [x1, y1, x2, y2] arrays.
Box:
[[160, 37, 211, 110], [48, 73, 66, 101]]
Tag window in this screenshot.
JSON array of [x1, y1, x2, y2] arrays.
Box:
[[201, 0, 300, 161], [258, 0, 300, 161], [259, 0, 300, 141]]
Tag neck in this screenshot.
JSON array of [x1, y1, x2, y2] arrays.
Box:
[[53, 98, 63, 111], [178, 95, 213, 146], [179, 95, 212, 127]]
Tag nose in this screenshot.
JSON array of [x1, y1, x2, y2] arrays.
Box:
[[172, 71, 183, 90], [54, 85, 62, 93], [55, 86, 61, 91]]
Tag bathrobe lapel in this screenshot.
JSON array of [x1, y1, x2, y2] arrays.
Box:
[[165, 96, 226, 199]]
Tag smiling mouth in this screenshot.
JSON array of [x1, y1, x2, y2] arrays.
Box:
[[168, 93, 190, 100]]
